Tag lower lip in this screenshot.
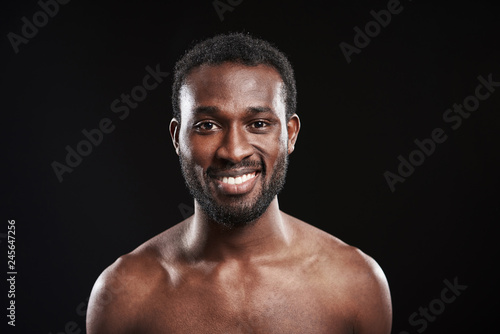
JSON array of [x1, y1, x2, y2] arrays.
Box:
[[214, 173, 260, 195]]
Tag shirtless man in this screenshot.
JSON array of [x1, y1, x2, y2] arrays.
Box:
[[87, 33, 392, 334]]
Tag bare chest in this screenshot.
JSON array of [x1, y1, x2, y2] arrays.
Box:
[[140, 272, 354, 334]]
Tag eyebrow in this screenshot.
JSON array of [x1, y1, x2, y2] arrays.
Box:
[[246, 106, 274, 114], [192, 106, 219, 114], [192, 105, 275, 115]]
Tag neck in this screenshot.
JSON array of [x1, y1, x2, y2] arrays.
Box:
[[183, 197, 293, 262]]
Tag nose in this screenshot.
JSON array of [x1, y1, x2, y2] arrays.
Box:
[[215, 125, 253, 164]]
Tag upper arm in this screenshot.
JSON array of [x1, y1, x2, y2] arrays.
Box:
[[351, 250, 392, 334], [86, 257, 144, 334]]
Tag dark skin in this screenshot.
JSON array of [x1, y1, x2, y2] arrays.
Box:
[[86, 63, 392, 333]]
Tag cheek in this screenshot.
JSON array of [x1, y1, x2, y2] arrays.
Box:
[[180, 132, 215, 169], [271, 127, 289, 154], [254, 121, 288, 149], [257, 135, 287, 171]]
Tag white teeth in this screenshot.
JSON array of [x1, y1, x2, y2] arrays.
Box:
[[220, 172, 256, 184]]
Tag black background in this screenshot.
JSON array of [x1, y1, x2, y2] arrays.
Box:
[[2, 0, 499, 333]]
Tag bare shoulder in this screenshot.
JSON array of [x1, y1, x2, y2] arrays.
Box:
[[287, 214, 392, 333], [86, 221, 187, 334], [328, 240, 392, 334], [287, 214, 385, 275], [287, 213, 368, 262]]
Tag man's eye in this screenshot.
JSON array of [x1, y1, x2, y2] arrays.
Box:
[[195, 122, 218, 131], [252, 121, 268, 129]]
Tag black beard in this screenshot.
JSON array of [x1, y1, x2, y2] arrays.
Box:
[[179, 153, 288, 229]]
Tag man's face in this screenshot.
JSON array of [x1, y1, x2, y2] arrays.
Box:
[[171, 62, 299, 228]]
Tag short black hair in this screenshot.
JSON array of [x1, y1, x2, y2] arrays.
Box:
[[172, 32, 297, 121]]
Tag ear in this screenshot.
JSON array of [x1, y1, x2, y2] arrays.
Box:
[[169, 118, 181, 156], [286, 114, 300, 154]]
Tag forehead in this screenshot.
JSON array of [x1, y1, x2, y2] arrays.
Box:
[[180, 63, 285, 118]]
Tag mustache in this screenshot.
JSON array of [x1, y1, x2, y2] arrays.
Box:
[[206, 159, 265, 175]]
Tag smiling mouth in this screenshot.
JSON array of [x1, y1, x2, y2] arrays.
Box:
[[210, 169, 261, 196], [218, 172, 257, 185]]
